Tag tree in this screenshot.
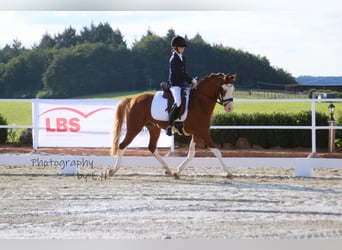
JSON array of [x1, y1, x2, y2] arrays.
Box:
[[0, 50, 50, 98], [0, 41, 25, 64], [40, 43, 133, 98], [12, 39, 23, 51], [54, 26, 79, 48], [164, 28, 176, 45], [132, 30, 169, 90], [80, 22, 127, 48], [1, 25, 299, 99], [38, 33, 56, 49]]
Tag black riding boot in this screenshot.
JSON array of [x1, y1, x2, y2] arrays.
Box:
[[166, 104, 179, 136]]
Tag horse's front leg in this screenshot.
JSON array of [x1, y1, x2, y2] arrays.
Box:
[[108, 148, 126, 177], [209, 147, 233, 179], [200, 131, 233, 179], [174, 137, 196, 179]]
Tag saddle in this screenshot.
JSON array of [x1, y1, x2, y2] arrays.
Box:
[[160, 82, 187, 120]]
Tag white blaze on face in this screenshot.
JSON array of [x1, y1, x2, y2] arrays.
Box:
[[222, 84, 234, 112]]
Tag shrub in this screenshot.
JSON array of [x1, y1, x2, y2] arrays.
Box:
[[307, 88, 317, 99], [210, 111, 329, 149], [19, 128, 33, 146], [0, 114, 8, 143], [335, 111, 342, 147]]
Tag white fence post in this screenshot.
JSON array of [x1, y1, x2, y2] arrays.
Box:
[[31, 99, 39, 151], [294, 158, 313, 177], [311, 99, 317, 154]]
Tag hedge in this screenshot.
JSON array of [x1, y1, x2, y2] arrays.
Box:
[[209, 111, 329, 149], [0, 114, 8, 143]]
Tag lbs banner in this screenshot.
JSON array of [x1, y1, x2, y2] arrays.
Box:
[[32, 99, 172, 148]]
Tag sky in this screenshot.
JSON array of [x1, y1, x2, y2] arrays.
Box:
[[0, 1, 341, 77]]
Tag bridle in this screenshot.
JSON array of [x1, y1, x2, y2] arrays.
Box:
[[190, 77, 234, 107], [191, 78, 234, 107], [217, 79, 234, 107]]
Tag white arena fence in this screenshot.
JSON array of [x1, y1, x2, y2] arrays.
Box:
[[0, 98, 342, 177]]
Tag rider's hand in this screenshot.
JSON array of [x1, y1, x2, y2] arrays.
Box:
[[191, 78, 198, 89]]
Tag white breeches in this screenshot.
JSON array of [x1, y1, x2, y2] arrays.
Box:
[[170, 86, 182, 107]]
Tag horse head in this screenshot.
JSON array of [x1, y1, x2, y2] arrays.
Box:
[[195, 72, 237, 112], [220, 73, 237, 112]]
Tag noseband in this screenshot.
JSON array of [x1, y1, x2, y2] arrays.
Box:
[[217, 95, 233, 107]]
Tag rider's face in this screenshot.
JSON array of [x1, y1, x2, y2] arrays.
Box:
[[177, 47, 185, 54]]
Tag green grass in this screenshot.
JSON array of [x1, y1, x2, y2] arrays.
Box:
[[0, 101, 32, 125], [73, 91, 136, 99], [73, 91, 154, 99], [0, 101, 32, 141], [215, 100, 341, 118], [0, 91, 144, 126], [234, 89, 307, 99]]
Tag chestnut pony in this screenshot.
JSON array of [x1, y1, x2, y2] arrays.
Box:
[[109, 72, 237, 178]]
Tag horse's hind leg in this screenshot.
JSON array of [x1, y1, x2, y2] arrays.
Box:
[[108, 126, 143, 177], [108, 147, 127, 177], [146, 124, 173, 176]]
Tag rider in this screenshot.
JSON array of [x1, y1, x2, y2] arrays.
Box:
[[166, 35, 197, 136]]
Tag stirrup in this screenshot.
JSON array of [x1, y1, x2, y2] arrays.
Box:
[[174, 122, 185, 135]]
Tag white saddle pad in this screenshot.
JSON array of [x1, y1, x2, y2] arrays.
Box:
[[151, 89, 190, 122]]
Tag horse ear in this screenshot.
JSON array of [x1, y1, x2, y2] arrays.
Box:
[[225, 73, 237, 82]]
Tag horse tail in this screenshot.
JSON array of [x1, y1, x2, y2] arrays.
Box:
[[111, 97, 131, 156]]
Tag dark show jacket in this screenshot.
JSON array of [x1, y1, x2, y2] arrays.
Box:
[[168, 52, 192, 88]]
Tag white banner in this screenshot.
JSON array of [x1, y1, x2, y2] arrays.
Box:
[[32, 99, 172, 148]]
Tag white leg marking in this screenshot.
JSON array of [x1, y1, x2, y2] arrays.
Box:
[[209, 147, 232, 175], [153, 150, 172, 176], [176, 139, 196, 175], [109, 148, 126, 176]]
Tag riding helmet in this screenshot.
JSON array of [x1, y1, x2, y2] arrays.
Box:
[[171, 36, 187, 48]]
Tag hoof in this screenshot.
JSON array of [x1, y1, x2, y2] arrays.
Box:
[[226, 173, 234, 179], [174, 173, 180, 179], [108, 169, 116, 177], [165, 170, 173, 177]]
